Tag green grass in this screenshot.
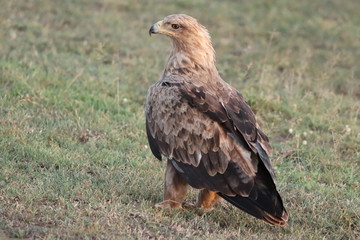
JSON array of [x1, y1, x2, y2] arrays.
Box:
[[0, 0, 359, 239]]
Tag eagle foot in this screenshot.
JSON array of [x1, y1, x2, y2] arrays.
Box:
[[196, 203, 215, 212], [155, 200, 182, 209], [181, 201, 195, 209]]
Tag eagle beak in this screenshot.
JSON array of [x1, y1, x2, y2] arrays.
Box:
[[149, 25, 155, 36], [149, 20, 163, 36]]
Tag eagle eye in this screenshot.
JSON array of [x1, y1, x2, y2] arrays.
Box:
[[171, 24, 180, 29]]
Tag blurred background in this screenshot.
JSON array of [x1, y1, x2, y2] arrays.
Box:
[[0, 0, 359, 239]]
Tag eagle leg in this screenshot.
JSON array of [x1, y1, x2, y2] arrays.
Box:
[[156, 160, 189, 208], [196, 189, 221, 210]]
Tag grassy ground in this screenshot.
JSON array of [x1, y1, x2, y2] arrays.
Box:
[[0, 0, 359, 239]]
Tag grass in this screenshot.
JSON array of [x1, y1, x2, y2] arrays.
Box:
[[0, 0, 359, 239]]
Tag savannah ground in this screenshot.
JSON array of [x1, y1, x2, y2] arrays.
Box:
[[0, 0, 359, 239]]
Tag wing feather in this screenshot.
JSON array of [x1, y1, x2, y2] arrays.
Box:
[[146, 118, 162, 161], [145, 78, 263, 190], [145, 76, 286, 223]]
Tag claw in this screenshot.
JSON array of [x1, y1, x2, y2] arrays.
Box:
[[182, 201, 195, 209]]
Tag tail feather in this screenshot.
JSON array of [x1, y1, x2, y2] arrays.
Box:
[[218, 192, 288, 226], [217, 158, 288, 226]]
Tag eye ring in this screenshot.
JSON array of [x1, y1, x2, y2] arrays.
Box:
[[171, 24, 180, 29]]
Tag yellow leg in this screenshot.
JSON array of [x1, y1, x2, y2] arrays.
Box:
[[196, 189, 221, 210]]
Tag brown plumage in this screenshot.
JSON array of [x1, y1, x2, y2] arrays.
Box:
[[146, 14, 288, 225]]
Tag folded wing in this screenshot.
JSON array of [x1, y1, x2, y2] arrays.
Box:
[[146, 77, 288, 225]]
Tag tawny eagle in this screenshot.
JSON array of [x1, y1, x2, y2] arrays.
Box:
[[146, 14, 288, 226]]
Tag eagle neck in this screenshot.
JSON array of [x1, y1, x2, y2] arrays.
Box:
[[162, 39, 218, 77]]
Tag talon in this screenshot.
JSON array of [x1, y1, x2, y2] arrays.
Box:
[[182, 201, 195, 209], [197, 205, 215, 212]]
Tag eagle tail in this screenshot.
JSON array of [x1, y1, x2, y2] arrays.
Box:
[[218, 192, 288, 226], [218, 159, 288, 226]]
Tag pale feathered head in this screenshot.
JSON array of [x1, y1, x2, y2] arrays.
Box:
[[149, 14, 215, 68]]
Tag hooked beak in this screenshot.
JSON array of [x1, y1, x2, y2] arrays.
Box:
[[149, 20, 166, 36], [149, 24, 155, 36]]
